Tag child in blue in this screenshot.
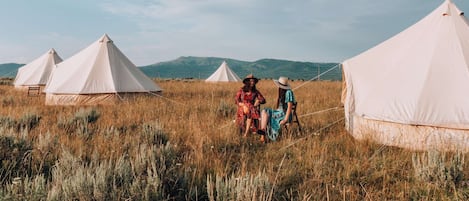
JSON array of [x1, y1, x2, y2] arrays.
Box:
[[257, 76, 296, 142]]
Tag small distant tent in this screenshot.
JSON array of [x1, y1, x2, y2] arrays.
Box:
[[14, 48, 62, 90], [44, 34, 162, 105], [205, 61, 241, 82], [342, 0, 469, 151]]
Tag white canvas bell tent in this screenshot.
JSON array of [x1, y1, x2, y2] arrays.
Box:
[[205, 61, 241, 82], [44, 34, 162, 105], [342, 0, 469, 152], [14, 48, 62, 90]]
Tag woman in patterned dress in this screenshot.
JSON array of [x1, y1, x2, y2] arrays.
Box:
[[235, 74, 266, 137], [257, 76, 296, 142]]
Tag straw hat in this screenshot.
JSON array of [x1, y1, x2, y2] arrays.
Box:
[[243, 74, 259, 84], [273, 76, 291, 89]]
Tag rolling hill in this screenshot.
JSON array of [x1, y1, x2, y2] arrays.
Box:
[[0, 63, 24, 78], [140, 56, 342, 80], [0, 57, 342, 81]]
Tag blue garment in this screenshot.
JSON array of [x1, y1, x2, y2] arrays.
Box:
[[264, 90, 296, 141]]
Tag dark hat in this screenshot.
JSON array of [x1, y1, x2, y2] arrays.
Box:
[[243, 74, 259, 84]]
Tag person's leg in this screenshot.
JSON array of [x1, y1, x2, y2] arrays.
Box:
[[259, 110, 268, 131], [252, 119, 259, 132], [243, 118, 252, 137], [258, 110, 269, 142]]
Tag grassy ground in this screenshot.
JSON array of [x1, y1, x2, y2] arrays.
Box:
[[0, 78, 468, 200]]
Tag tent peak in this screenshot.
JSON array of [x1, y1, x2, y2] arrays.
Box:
[[99, 34, 113, 43], [442, 0, 464, 16], [48, 48, 56, 54]]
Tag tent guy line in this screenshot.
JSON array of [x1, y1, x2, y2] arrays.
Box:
[[297, 107, 343, 118], [148, 92, 186, 106], [292, 63, 341, 91], [280, 117, 345, 151]]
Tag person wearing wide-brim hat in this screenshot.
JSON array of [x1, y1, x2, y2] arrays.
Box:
[[257, 76, 296, 143], [273, 76, 291, 90], [235, 74, 266, 137], [242, 74, 259, 84]]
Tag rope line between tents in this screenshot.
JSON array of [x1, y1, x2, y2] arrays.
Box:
[[148, 92, 187, 106], [292, 63, 341, 91], [298, 107, 343, 118], [368, 144, 388, 162], [116, 93, 124, 101], [280, 117, 344, 151]]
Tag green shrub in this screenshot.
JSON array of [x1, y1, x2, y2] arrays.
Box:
[[0, 113, 41, 132], [412, 150, 465, 189], [0, 135, 33, 184], [141, 122, 168, 145], [0, 116, 16, 129], [57, 108, 100, 137], [17, 113, 41, 131], [1, 175, 47, 200], [1, 96, 14, 107], [207, 171, 272, 201]]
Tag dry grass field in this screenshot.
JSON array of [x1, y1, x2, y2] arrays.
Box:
[[0, 78, 468, 200]]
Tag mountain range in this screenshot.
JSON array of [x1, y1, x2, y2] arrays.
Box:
[[0, 63, 23, 77], [140, 56, 341, 80], [0, 56, 342, 81]]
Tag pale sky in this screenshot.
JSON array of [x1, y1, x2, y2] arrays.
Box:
[[0, 0, 467, 66]]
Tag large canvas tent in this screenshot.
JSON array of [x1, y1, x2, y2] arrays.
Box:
[[14, 48, 62, 90], [205, 61, 241, 82], [342, 0, 469, 151], [44, 34, 162, 105]]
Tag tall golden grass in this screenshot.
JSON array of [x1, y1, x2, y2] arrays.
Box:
[[0, 79, 468, 200]]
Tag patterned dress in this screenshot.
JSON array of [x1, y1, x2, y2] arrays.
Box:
[[235, 88, 266, 132], [264, 89, 296, 141]]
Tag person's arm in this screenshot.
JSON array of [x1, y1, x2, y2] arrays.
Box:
[[256, 91, 266, 105], [280, 102, 293, 125], [254, 99, 260, 107], [280, 90, 295, 125], [235, 89, 242, 105]]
